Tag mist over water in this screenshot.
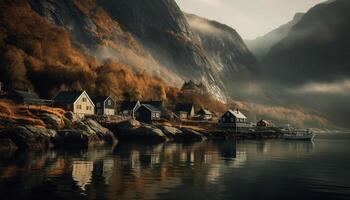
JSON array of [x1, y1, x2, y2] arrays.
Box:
[[1, 134, 349, 200]]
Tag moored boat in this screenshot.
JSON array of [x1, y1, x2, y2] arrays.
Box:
[[283, 129, 315, 141]]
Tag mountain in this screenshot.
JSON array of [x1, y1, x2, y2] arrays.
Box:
[[22, 0, 260, 102], [246, 13, 303, 60], [263, 0, 350, 85], [260, 0, 350, 128], [185, 14, 259, 98]]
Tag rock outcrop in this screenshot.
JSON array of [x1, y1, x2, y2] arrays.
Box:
[[54, 118, 117, 148], [107, 119, 207, 143], [106, 119, 168, 143]]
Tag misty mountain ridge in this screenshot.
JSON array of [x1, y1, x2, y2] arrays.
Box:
[[263, 0, 350, 85], [260, 0, 350, 128], [246, 12, 303, 61]]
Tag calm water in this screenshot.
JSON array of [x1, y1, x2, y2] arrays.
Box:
[[0, 134, 350, 200]]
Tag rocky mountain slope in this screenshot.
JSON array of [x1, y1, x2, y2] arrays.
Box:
[[246, 13, 303, 61], [185, 14, 259, 98], [19, 0, 259, 102], [260, 0, 350, 128], [263, 0, 350, 85]]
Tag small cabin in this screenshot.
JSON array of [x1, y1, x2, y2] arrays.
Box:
[[93, 96, 115, 116], [119, 100, 141, 118], [257, 120, 270, 127], [218, 109, 249, 128], [141, 100, 163, 115], [7, 89, 47, 105], [53, 90, 94, 118], [175, 103, 195, 119], [197, 108, 213, 120], [135, 104, 161, 123]]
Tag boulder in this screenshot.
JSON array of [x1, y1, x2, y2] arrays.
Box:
[[159, 125, 183, 140], [116, 119, 141, 130], [64, 111, 77, 122], [54, 119, 117, 148], [0, 125, 56, 149], [39, 113, 64, 129], [179, 128, 207, 142], [107, 120, 168, 143]]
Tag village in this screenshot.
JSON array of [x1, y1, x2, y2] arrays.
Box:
[[0, 80, 285, 141]]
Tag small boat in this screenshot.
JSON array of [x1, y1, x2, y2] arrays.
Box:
[[283, 129, 315, 141]]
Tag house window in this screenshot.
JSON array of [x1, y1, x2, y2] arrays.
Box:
[[108, 100, 112, 106], [155, 113, 160, 118], [82, 97, 87, 102], [230, 117, 234, 122], [77, 105, 82, 110]]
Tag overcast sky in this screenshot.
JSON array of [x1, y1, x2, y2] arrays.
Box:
[[175, 0, 326, 39]]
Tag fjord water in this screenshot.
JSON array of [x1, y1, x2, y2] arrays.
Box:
[[0, 134, 349, 200]]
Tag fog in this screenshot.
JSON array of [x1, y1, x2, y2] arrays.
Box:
[[175, 0, 327, 39]]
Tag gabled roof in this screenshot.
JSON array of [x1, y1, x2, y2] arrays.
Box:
[[93, 95, 111, 103], [198, 108, 212, 115], [227, 109, 247, 119], [259, 120, 269, 124], [53, 90, 92, 105], [120, 100, 140, 111], [141, 100, 163, 109], [175, 103, 193, 113], [140, 104, 161, 112]]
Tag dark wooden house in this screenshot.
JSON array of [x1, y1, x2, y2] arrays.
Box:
[[119, 100, 141, 118], [175, 103, 195, 119], [197, 108, 213, 120], [7, 89, 47, 105], [218, 109, 249, 129], [141, 100, 163, 114], [257, 120, 270, 127], [93, 96, 115, 116], [135, 104, 161, 123]]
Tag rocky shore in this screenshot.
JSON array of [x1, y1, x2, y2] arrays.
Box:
[[0, 102, 282, 154]]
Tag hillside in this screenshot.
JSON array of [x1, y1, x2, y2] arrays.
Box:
[[263, 0, 350, 85], [246, 13, 303, 61], [261, 0, 350, 128], [185, 14, 260, 98]]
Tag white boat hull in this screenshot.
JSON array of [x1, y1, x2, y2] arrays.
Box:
[[284, 134, 315, 141]]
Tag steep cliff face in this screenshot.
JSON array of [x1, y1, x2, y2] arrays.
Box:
[[246, 13, 303, 61], [27, 0, 183, 86], [1, 0, 260, 102], [96, 0, 227, 101], [186, 14, 259, 97], [263, 0, 350, 85]]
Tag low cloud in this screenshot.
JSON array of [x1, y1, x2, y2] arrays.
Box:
[[186, 15, 224, 35], [289, 79, 350, 95]]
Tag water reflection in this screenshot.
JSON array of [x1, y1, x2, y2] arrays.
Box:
[[72, 161, 93, 191], [0, 138, 349, 200]]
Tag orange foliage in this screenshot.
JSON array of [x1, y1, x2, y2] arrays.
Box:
[[0, 1, 223, 114]]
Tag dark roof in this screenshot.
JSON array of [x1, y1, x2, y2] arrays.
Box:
[[93, 95, 110, 103], [141, 100, 163, 109], [198, 108, 212, 115], [13, 90, 40, 100], [120, 101, 139, 111], [141, 104, 161, 112], [53, 91, 84, 104], [175, 103, 193, 113]]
